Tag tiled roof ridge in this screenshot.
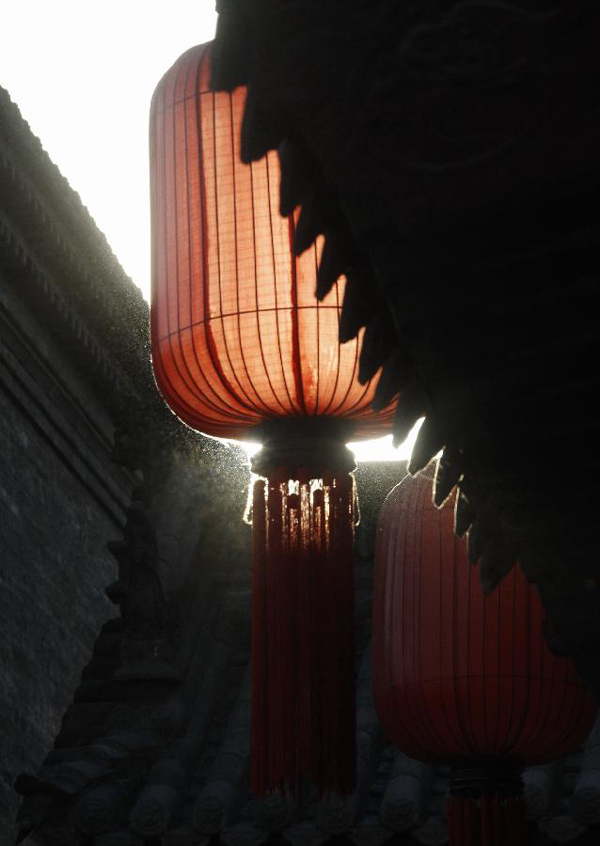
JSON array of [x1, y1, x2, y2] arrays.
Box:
[[14, 589, 600, 844], [0, 85, 138, 296], [0, 85, 155, 420]]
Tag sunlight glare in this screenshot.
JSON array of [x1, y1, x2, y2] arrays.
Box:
[[234, 418, 424, 464]]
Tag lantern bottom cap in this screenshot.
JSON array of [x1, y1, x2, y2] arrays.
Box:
[[450, 760, 524, 799], [251, 417, 357, 476]]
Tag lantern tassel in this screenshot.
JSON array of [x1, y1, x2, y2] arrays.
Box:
[[251, 451, 356, 798], [447, 765, 527, 846]]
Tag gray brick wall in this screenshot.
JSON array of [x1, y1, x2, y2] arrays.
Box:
[[0, 278, 133, 842], [0, 84, 170, 843]]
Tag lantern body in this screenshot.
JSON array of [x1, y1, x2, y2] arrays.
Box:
[[372, 471, 597, 768], [373, 471, 597, 844], [149, 43, 393, 440]]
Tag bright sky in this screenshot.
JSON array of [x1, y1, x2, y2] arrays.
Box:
[[0, 1, 418, 462], [0, 0, 217, 296]]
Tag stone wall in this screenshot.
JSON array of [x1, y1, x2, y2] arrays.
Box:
[[0, 85, 149, 842], [0, 276, 131, 836]]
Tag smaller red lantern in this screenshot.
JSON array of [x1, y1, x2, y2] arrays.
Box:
[[372, 467, 597, 845]]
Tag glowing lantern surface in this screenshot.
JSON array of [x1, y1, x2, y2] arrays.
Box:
[[150, 43, 392, 796], [150, 43, 390, 440], [373, 469, 597, 844]]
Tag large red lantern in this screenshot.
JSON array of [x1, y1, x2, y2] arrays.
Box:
[[150, 43, 393, 797], [373, 468, 597, 845]]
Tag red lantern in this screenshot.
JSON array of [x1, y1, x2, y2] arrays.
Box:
[[150, 43, 393, 796], [372, 469, 597, 845]]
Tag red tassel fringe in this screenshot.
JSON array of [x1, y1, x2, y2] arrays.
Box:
[[447, 792, 528, 846], [251, 467, 356, 798]]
